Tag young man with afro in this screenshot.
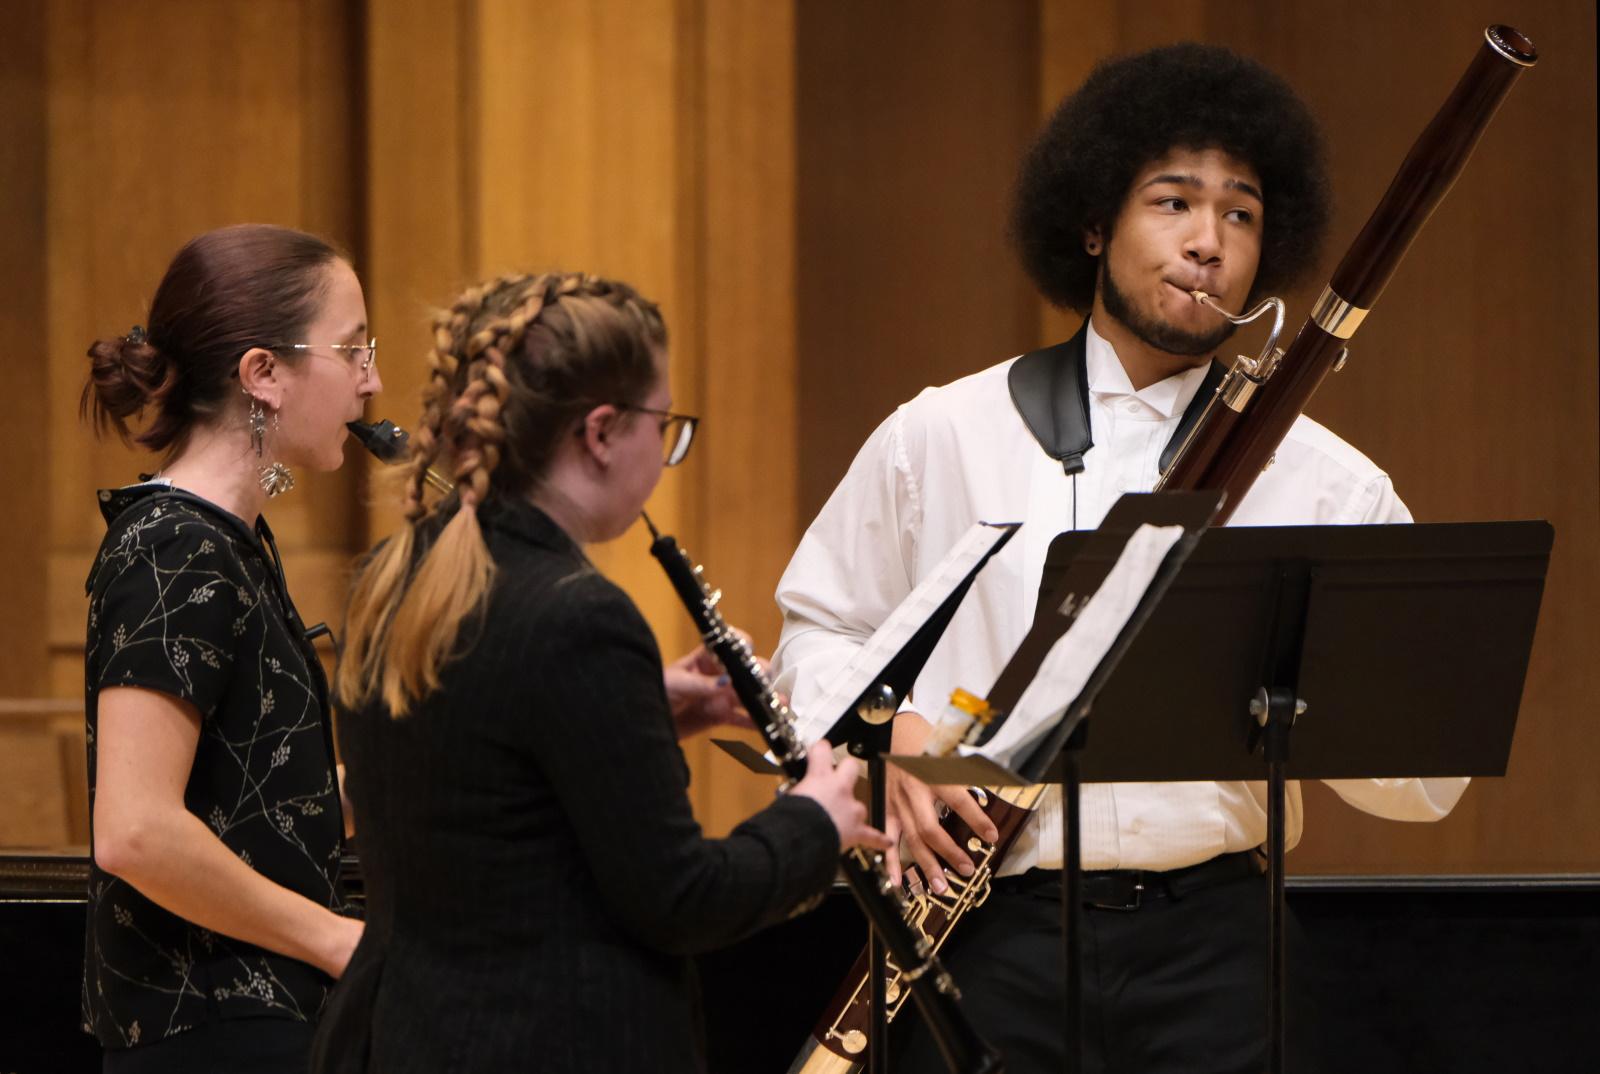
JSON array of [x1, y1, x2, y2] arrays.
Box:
[[773, 43, 1469, 1073]]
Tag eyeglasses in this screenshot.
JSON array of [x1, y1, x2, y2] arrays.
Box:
[[621, 406, 699, 467], [282, 337, 378, 374]]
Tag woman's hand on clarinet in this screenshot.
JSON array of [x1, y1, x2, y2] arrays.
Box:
[[791, 741, 894, 854], [663, 637, 760, 739]]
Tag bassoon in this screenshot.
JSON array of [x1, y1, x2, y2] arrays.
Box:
[[1159, 24, 1538, 515], [789, 24, 1537, 1072]]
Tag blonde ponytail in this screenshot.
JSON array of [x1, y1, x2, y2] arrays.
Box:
[[335, 272, 664, 716]]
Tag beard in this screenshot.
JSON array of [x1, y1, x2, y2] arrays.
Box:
[[1100, 260, 1238, 358]]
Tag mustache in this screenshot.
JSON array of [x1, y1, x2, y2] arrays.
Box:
[[1164, 275, 1222, 298], [1103, 268, 1237, 358]]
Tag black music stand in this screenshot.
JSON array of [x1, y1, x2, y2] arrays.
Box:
[[891, 503, 1551, 1074], [716, 521, 1019, 1074], [888, 490, 1223, 1074]]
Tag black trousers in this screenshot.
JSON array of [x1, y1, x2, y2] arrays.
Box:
[[103, 1017, 315, 1074], [892, 864, 1282, 1074]]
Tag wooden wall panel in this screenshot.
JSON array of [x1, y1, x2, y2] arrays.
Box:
[[0, 721, 73, 846], [0, 705, 82, 847], [0, 0, 57, 840], [42, 0, 367, 649], [363, 0, 474, 545], [469, 0, 694, 632], [0, 0, 50, 707], [3, 0, 1592, 872], [0, 0, 367, 848], [363, 0, 799, 835], [1215, 0, 1600, 874], [795, 0, 1043, 523], [686, 0, 801, 833]]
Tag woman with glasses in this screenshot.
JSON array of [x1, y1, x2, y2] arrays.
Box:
[[80, 224, 380, 1072], [311, 272, 885, 1074]]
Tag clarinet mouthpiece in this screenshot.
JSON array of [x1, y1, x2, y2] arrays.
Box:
[[346, 418, 410, 464]]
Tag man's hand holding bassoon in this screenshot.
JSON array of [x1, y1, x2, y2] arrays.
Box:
[[883, 711, 1000, 896]]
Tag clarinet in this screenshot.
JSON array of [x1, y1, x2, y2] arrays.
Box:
[[643, 516, 1004, 1074]]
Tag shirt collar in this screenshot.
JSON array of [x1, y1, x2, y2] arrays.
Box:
[[1084, 316, 1214, 421], [89, 481, 277, 595], [95, 479, 173, 525], [478, 495, 589, 563], [95, 479, 261, 540]]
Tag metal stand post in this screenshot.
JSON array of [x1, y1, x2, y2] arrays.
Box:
[[1253, 685, 1303, 1074], [867, 751, 889, 1074], [1059, 740, 1083, 1074]]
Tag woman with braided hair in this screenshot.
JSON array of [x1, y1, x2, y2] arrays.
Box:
[[312, 272, 885, 1073]]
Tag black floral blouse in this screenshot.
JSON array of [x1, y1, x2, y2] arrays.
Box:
[[82, 482, 348, 1049]]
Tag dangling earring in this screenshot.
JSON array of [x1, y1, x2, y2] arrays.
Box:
[[249, 395, 295, 498]]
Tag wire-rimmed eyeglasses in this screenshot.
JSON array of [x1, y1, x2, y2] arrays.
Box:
[[622, 406, 699, 467], [283, 337, 377, 374]]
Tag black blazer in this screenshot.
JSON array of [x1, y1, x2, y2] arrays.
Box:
[[312, 499, 838, 1073]]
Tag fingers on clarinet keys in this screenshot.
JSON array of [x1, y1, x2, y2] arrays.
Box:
[[796, 742, 892, 852]]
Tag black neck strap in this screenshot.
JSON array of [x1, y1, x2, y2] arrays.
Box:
[[1007, 324, 1226, 477]]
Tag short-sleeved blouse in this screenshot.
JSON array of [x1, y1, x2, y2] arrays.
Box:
[[82, 482, 348, 1049]]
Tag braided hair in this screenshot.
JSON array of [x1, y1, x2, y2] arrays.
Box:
[[336, 272, 666, 716]]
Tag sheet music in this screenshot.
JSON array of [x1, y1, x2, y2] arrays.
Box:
[[967, 522, 1185, 769], [794, 521, 1018, 744]]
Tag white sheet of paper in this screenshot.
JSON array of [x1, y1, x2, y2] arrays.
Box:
[[966, 523, 1185, 769], [794, 521, 1018, 745]]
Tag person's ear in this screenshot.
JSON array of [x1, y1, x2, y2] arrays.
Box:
[[578, 404, 622, 466], [238, 347, 283, 410], [1083, 226, 1104, 257]]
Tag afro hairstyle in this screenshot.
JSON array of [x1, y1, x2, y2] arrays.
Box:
[[1011, 42, 1331, 312]]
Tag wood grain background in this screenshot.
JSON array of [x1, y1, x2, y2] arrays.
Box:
[[2, 0, 1593, 874]]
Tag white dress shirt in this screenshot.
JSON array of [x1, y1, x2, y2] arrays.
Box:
[[774, 319, 1468, 873]]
